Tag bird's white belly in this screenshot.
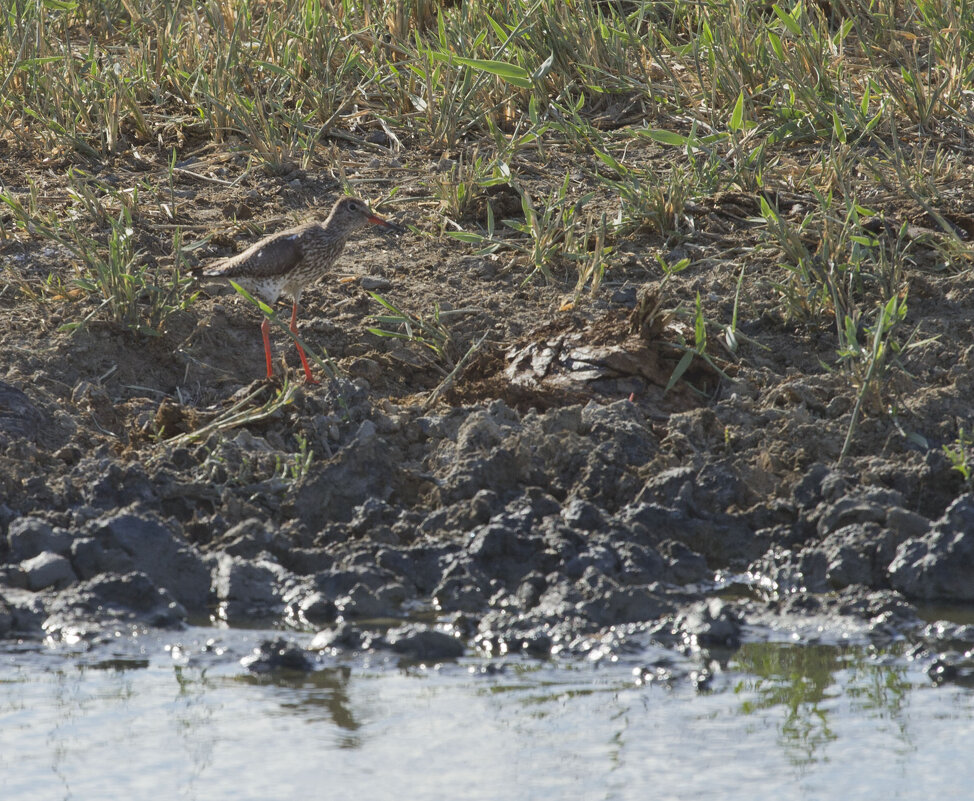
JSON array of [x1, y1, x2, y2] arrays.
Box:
[[234, 276, 289, 304]]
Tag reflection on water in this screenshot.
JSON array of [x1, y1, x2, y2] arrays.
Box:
[[239, 665, 362, 745], [1, 633, 973, 801], [732, 643, 910, 770]]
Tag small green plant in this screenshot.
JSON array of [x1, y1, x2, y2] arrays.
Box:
[[944, 428, 974, 485], [168, 379, 299, 447], [504, 175, 593, 284], [444, 171, 593, 286], [570, 211, 611, 302], [759, 191, 891, 334], [665, 290, 730, 395], [64, 209, 196, 336], [434, 150, 511, 221], [367, 292, 462, 369], [276, 432, 314, 483], [722, 263, 747, 356], [837, 291, 932, 462], [1, 182, 196, 335], [592, 145, 692, 237]]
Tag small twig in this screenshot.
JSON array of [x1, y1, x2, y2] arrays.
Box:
[[168, 381, 296, 446], [172, 167, 237, 187], [423, 332, 488, 411]]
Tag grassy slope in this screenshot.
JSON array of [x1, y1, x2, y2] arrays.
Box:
[[0, 0, 972, 471]]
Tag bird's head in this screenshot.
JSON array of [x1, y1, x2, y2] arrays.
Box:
[[330, 196, 404, 234]]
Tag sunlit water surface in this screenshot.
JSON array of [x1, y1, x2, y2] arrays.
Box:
[[1, 628, 972, 801]]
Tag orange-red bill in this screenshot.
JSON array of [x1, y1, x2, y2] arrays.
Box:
[[368, 214, 405, 232]]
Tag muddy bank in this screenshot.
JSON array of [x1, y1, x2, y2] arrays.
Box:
[[2, 369, 973, 685], [2, 139, 973, 686]]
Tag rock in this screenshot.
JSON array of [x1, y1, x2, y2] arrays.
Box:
[[70, 537, 136, 580], [791, 463, 834, 509], [287, 420, 412, 528], [614, 501, 760, 567], [417, 491, 501, 537], [833, 588, 917, 625], [821, 524, 878, 588], [0, 382, 45, 443], [0, 590, 46, 635], [276, 547, 335, 576], [241, 638, 314, 673], [616, 542, 666, 584], [927, 652, 974, 688], [288, 592, 338, 626], [561, 498, 607, 532], [513, 627, 553, 657], [579, 584, 669, 625], [678, 599, 742, 649], [0, 503, 15, 534], [456, 409, 509, 452], [889, 496, 974, 601], [377, 545, 449, 594], [813, 518, 916, 591], [0, 597, 13, 636], [309, 623, 367, 652], [0, 566, 26, 590], [468, 521, 532, 562], [886, 507, 930, 539], [20, 552, 76, 591], [659, 540, 710, 584], [7, 517, 70, 561], [335, 582, 396, 619], [637, 467, 695, 510], [564, 545, 619, 580], [692, 461, 748, 516], [90, 512, 209, 611], [464, 522, 544, 587], [516, 572, 547, 609], [386, 625, 464, 661], [88, 572, 173, 611], [748, 546, 828, 595], [436, 450, 520, 505], [817, 489, 902, 536], [535, 579, 584, 619], [212, 554, 289, 622], [82, 460, 159, 509], [315, 565, 391, 597], [433, 574, 488, 613], [43, 572, 187, 632], [218, 518, 282, 559], [348, 498, 396, 536]]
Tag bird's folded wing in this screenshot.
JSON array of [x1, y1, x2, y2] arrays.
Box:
[[205, 232, 305, 278]]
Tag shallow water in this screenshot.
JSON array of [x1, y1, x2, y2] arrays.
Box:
[[1, 629, 972, 801]]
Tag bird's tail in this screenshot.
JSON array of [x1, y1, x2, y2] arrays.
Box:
[[191, 262, 223, 278]]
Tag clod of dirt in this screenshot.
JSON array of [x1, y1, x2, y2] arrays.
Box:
[[0, 382, 46, 444]]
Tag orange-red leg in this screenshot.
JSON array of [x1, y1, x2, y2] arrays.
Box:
[[290, 301, 318, 384], [260, 317, 274, 379]]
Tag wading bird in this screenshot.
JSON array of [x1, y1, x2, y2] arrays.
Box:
[[200, 196, 403, 383]]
